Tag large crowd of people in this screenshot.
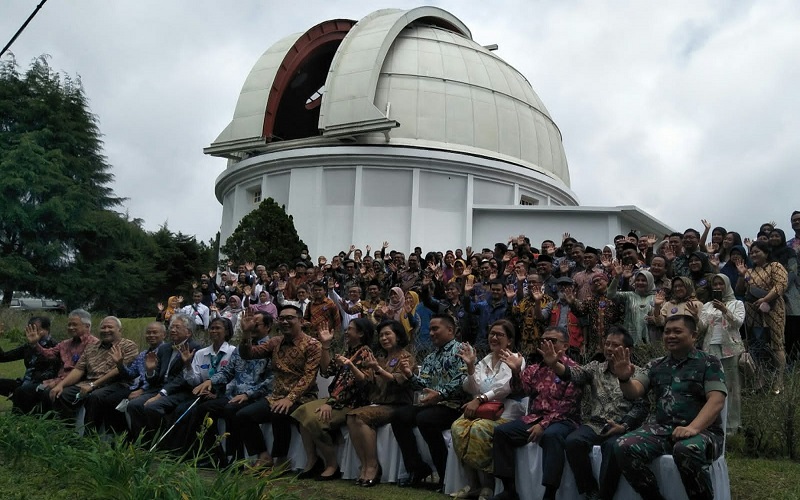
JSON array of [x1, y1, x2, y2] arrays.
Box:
[[1, 211, 799, 500]]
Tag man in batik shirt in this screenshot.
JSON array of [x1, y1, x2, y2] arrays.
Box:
[[558, 326, 648, 500], [236, 305, 321, 469], [488, 326, 582, 500], [392, 314, 468, 491]]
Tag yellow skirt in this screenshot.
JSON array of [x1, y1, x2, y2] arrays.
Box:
[[450, 415, 509, 474]]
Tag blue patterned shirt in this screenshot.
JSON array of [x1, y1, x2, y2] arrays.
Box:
[[124, 343, 164, 391], [210, 337, 273, 399], [409, 338, 468, 409]]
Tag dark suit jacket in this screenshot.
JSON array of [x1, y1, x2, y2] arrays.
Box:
[[145, 338, 203, 394]]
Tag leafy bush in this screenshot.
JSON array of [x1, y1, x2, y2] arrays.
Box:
[[0, 413, 298, 500]]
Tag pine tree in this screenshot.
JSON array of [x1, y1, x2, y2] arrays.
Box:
[[0, 55, 121, 304], [220, 198, 307, 269]]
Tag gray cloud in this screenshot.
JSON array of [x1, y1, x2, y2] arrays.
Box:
[[2, 0, 798, 245]]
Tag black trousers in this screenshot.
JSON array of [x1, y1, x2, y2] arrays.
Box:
[[390, 403, 461, 481], [234, 398, 299, 458], [564, 424, 623, 498], [5, 380, 42, 415]]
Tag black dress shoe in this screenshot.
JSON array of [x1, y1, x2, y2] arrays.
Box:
[[296, 459, 325, 479], [398, 464, 432, 488], [362, 464, 382, 488], [315, 466, 342, 481]]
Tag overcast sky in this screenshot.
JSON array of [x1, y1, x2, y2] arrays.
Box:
[[3, 0, 799, 247]]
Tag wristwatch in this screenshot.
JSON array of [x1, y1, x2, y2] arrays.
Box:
[[89, 382, 95, 389]]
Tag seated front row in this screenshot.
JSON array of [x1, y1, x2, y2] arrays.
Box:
[[21, 310, 727, 500]]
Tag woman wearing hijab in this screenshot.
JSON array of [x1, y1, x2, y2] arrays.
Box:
[[699, 274, 745, 434], [156, 296, 180, 326], [249, 290, 278, 320], [607, 266, 657, 345], [687, 251, 715, 303], [653, 276, 704, 328], [449, 259, 476, 291], [735, 241, 789, 394], [216, 294, 245, 334], [401, 290, 421, 342]]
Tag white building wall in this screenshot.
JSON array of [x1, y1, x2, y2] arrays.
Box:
[[214, 145, 585, 258]]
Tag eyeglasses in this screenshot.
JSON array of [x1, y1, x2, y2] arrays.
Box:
[[277, 315, 298, 322], [488, 331, 507, 338]]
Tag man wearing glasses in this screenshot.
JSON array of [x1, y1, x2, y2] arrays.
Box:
[[488, 326, 582, 500], [548, 326, 648, 500], [235, 304, 321, 469]]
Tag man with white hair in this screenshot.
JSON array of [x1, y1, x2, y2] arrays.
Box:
[[45, 316, 138, 431], [26, 309, 99, 412]]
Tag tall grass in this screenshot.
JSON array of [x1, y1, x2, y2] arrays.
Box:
[[0, 412, 298, 500], [1, 308, 162, 348]]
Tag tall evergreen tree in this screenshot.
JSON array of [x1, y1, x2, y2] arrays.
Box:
[[220, 198, 306, 269], [0, 56, 121, 304]]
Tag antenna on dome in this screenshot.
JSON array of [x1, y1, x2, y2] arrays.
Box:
[[483, 44, 498, 51]]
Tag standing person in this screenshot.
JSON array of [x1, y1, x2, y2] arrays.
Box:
[[391, 314, 468, 491], [735, 241, 788, 394], [181, 291, 210, 331], [292, 319, 374, 480], [561, 326, 648, 500], [235, 305, 321, 469], [687, 252, 715, 303], [156, 296, 181, 326], [572, 247, 605, 301], [611, 315, 727, 500], [0, 316, 59, 414], [539, 277, 583, 361], [653, 277, 703, 328], [506, 274, 551, 358], [670, 228, 704, 278], [699, 274, 746, 434], [574, 273, 624, 361], [466, 280, 509, 350], [305, 281, 341, 338], [608, 266, 658, 346], [450, 320, 525, 500], [420, 276, 472, 345], [488, 326, 582, 500], [347, 320, 414, 487], [768, 228, 800, 360]]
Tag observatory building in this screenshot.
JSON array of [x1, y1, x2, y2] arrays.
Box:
[[207, 6, 670, 256]]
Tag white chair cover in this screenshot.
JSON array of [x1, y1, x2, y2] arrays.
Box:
[[445, 402, 731, 500], [339, 424, 449, 483]]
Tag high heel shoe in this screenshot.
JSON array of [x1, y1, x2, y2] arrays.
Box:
[[362, 464, 382, 487], [296, 459, 324, 479], [315, 466, 342, 481]]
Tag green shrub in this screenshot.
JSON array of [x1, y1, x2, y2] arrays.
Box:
[[0, 413, 298, 500]]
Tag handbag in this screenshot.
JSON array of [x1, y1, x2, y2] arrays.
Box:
[[739, 351, 756, 378], [474, 400, 504, 420]]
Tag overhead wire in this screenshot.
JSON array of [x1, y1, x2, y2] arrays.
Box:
[[1, 0, 49, 58]]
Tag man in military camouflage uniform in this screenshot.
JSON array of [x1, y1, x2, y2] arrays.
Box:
[[610, 314, 727, 500]]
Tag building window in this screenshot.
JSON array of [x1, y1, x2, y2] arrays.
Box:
[[253, 190, 262, 204], [519, 195, 538, 206]]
